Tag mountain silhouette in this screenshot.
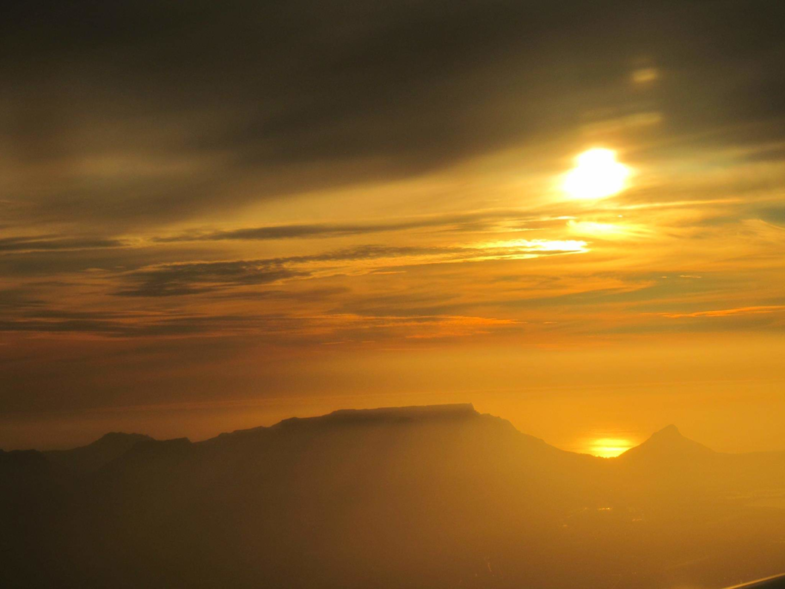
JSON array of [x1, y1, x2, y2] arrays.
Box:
[[619, 424, 716, 463], [1, 405, 783, 589], [45, 432, 153, 473]]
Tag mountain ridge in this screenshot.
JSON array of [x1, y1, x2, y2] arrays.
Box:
[[2, 404, 785, 589], [44, 431, 154, 473], [10, 406, 784, 460]]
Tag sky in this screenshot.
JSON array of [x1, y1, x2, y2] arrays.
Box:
[[2, 0, 784, 453]]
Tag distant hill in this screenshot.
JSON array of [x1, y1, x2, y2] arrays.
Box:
[[1, 405, 784, 589], [45, 432, 153, 473], [619, 424, 716, 462]]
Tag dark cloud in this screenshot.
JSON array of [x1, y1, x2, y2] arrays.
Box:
[[112, 246, 444, 297], [756, 206, 785, 227], [116, 262, 308, 297], [156, 211, 524, 243], [286, 242, 584, 266], [211, 286, 350, 303], [3, 0, 784, 227], [0, 288, 45, 311], [112, 241, 585, 301], [0, 236, 125, 253], [287, 244, 459, 264]]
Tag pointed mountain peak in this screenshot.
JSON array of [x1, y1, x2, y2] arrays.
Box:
[[619, 425, 714, 462], [650, 424, 683, 439]]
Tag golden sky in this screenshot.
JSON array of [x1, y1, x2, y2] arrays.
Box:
[[1, 0, 784, 453]]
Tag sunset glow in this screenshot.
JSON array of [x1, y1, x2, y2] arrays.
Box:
[[586, 438, 635, 458], [1, 0, 784, 474], [3, 3, 785, 588]]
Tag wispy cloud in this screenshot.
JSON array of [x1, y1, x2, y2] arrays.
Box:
[[116, 262, 308, 297], [114, 241, 588, 298], [154, 211, 531, 243], [0, 236, 126, 253], [662, 305, 785, 319]]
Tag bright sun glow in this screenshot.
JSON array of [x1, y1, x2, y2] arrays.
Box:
[[563, 148, 630, 200], [587, 438, 634, 458]]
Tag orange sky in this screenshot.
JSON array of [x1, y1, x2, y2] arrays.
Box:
[[1, 1, 784, 453]]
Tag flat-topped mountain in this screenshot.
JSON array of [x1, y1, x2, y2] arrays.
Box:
[[314, 402, 480, 421], [203, 403, 496, 444], [2, 405, 784, 589]]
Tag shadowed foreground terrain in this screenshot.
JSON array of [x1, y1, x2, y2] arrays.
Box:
[[2, 405, 784, 589]]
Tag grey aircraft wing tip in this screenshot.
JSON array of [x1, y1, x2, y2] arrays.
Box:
[[724, 573, 785, 589]]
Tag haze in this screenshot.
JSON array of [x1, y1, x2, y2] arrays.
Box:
[[2, 2, 784, 460]]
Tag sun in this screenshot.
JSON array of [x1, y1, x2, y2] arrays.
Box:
[[587, 438, 634, 458], [563, 148, 630, 200]]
